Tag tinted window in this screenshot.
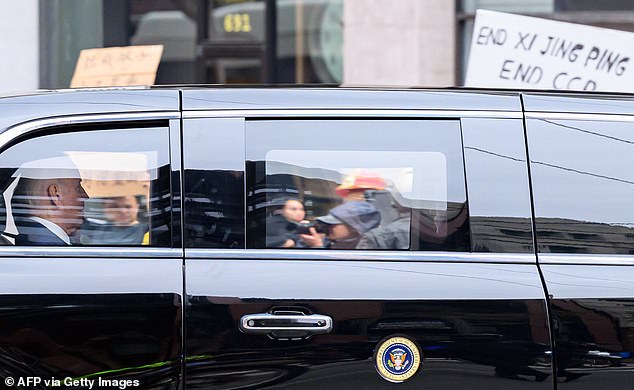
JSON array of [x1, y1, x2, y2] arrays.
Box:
[[462, 118, 534, 253], [183, 118, 245, 249], [246, 119, 470, 251], [528, 118, 634, 254], [0, 127, 171, 246]]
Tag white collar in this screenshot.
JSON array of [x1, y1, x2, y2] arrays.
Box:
[[28, 216, 71, 245]]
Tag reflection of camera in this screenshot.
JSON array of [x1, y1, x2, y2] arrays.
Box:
[[294, 221, 327, 235]]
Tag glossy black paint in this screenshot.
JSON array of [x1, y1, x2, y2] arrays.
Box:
[[12, 87, 634, 390], [552, 298, 634, 386], [526, 93, 634, 388], [182, 118, 245, 248], [0, 293, 181, 389], [169, 119, 183, 249], [526, 117, 634, 254], [0, 89, 182, 390], [523, 92, 634, 114], [461, 118, 533, 253], [185, 260, 551, 389], [0, 257, 183, 389], [181, 88, 521, 111], [540, 264, 634, 388], [186, 298, 550, 389], [179, 88, 552, 389], [0, 89, 179, 133]]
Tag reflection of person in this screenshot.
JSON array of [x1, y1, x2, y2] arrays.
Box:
[[301, 201, 381, 249], [11, 177, 87, 245], [104, 195, 141, 226], [281, 199, 305, 223], [266, 198, 306, 248], [336, 174, 386, 202], [81, 195, 148, 245], [357, 211, 411, 250]]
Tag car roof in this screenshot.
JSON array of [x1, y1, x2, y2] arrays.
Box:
[[1, 86, 634, 135]]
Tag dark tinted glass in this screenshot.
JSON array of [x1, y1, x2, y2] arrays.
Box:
[[0, 127, 171, 247], [462, 118, 534, 253], [183, 118, 245, 248], [246, 119, 470, 251], [528, 118, 634, 254]]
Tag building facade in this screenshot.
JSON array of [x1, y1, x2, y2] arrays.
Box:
[[2, 0, 634, 93]]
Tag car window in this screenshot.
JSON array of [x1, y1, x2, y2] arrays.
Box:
[[528, 118, 634, 254], [183, 118, 245, 249], [461, 118, 534, 253], [245, 119, 470, 251], [0, 126, 171, 247]]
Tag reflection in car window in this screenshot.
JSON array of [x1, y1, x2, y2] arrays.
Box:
[[528, 118, 634, 254], [0, 127, 171, 246], [461, 118, 534, 253], [183, 118, 245, 249], [246, 120, 470, 251]]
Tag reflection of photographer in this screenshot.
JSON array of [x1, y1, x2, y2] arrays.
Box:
[[265, 198, 308, 248], [300, 201, 381, 249], [294, 220, 327, 235]]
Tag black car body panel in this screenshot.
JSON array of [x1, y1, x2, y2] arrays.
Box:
[[0, 87, 631, 389], [540, 263, 634, 387], [180, 88, 551, 389], [180, 88, 522, 112], [0, 256, 183, 389], [185, 259, 551, 389], [522, 92, 634, 114], [0, 89, 179, 133], [524, 93, 634, 388], [0, 89, 183, 389]]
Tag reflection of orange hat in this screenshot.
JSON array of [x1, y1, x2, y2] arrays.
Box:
[[336, 174, 385, 197]]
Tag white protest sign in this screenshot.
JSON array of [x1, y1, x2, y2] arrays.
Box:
[[465, 10, 633, 92]]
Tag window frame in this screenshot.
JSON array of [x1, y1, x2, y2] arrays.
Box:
[[181, 108, 532, 263], [243, 116, 471, 252]]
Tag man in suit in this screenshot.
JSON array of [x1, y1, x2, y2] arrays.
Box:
[[11, 175, 87, 246]]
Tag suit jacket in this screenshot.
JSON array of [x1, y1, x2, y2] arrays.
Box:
[[14, 218, 68, 246]]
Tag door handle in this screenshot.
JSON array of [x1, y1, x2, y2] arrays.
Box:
[[240, 313, 333, 339]]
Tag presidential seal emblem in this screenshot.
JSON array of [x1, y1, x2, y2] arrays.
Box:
[[374, 336, 421, 383]]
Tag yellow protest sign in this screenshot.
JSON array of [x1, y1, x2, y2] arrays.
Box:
[[70, 45, 164, 88]]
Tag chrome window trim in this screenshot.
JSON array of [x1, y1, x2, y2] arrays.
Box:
[[526, 112, 634, 122], [182, 109, 522, 119], [0, 247, 182, 258], [0, 111, 180, 151], [538, 254, 634, 266], [184, 249, 535, 264]]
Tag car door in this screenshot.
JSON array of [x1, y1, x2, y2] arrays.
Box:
[[182, 89, 552, 389], [0, 101, 183, 389], [524, 93, 634, 387]]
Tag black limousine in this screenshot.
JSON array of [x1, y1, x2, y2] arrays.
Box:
[[0, 87, 632, 389]]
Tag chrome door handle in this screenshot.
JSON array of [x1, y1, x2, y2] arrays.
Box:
[[240, 313, 333, 338]]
